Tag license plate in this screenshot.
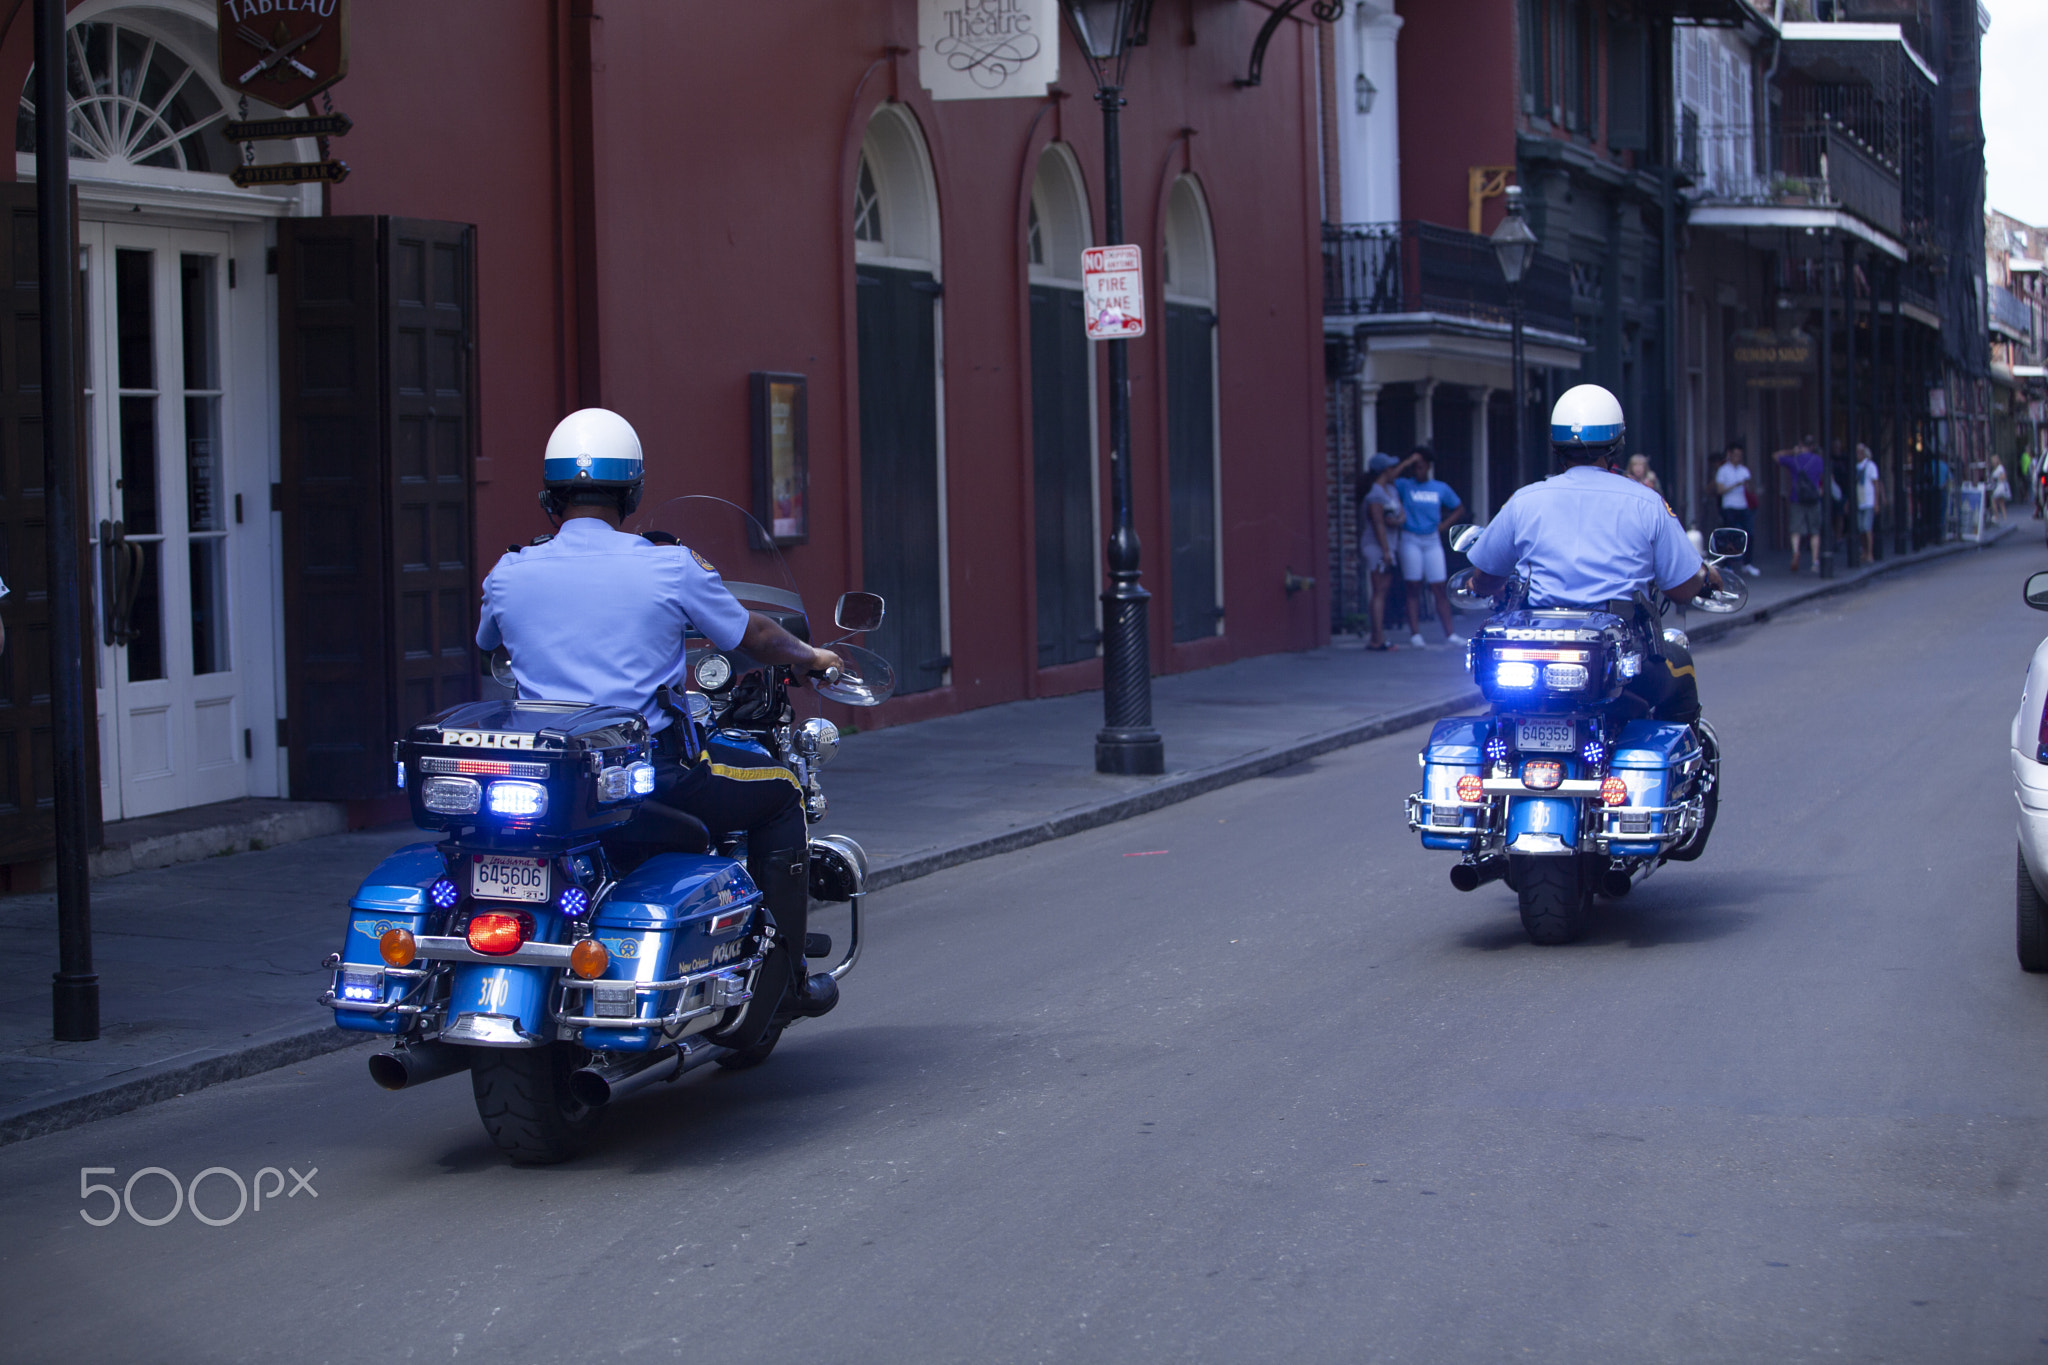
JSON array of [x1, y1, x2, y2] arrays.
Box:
[[1517, 720, 1575, 753], [471, 854, 550, 903]]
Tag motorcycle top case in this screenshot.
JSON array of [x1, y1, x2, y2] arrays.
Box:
[[397, 699, 653, 839], [1471, 609, 1633, 712], [579, 853, 764, 1051], [333, 842, 447, 1035], [1608, 719, 1699, 849], [1420, 717, 1487, 851]]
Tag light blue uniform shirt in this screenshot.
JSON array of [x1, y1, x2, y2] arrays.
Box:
[[1467, 464, 1702, 608], [475, 517, 752, 733]]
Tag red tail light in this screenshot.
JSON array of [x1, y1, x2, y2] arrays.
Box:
[[1455, 775, 1485, 803], [1523, 760, 1564, 790], [467, 911, 533, 956], [1601, 776, 1630, 807]]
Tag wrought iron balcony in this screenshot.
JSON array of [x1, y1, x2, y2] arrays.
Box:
[[1683, 117, 1903, 241], [1991, 282, 2034, 343], [1322, 220, 1575, 335]]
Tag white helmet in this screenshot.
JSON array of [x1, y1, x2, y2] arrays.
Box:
[[541, 408, 645, 517], [1549, 384, 1626, 463]]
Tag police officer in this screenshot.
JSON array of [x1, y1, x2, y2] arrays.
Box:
[[475, 408, 844, 1026], [1464, 384, 1721, 725]]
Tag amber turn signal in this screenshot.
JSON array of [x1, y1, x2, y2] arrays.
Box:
[[569, 939, 610, 980], [379, 927, 417, 967]]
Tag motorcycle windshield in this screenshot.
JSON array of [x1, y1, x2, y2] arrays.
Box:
[[629, 495, 807, 636]]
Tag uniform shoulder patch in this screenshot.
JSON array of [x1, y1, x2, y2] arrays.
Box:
[[691, 549, 717, 574]]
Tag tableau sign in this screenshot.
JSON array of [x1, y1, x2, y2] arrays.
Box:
[[919, 0, 1058, 101]]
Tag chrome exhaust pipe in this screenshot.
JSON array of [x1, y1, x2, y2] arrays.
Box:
[[569, 1035, 729, 1108], [1601, 858, 1659, 899], [1450, 856, 1508, 893], [368, 1040, 471, 1091]]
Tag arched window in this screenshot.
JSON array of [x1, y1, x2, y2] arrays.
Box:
[[1163, 175, 1221, 640], [853, 106, 947, 692], [1026, 145, 1096, 667], [17, 13, 233, 175]]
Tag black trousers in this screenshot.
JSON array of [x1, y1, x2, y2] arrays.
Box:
[[607, 734, 807, 865], [1617, 636, 1701, 726]]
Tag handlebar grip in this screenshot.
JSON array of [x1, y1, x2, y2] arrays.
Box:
[[811, 666, 843, 684]]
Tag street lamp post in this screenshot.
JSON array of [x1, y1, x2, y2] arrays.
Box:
[[1062, 0, 1164, 776], [1489, 185, 1538, 491]]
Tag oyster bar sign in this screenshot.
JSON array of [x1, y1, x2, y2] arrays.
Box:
[[919, 0, 1058, 101]]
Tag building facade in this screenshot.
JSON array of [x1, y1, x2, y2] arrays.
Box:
[[0, 0, 1336, 871]]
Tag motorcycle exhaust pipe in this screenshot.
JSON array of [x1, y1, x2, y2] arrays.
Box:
[[1601, 858, 1659, 899], [1450, 856, 1508, 893], [569, 1035, 729, 1108], [367, 1040, 471, 1091]]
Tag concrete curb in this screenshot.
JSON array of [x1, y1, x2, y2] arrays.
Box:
[[2, 526, 2012, 1146], [0, 1018, 367, 1147], [88, 803, 349, 881]]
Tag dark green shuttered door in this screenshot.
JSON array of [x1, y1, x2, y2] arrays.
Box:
[[856, 266, 944, 694], [1166, 301, 1218, 642], [1030, 284, 1094, 667]]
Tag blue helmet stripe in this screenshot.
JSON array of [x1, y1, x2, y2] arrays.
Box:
[[544, 455, 642, 482], [1552, 422, 1623, 444]]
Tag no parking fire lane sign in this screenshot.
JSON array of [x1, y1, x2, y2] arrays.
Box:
[[1082, 245, 1145, 341]]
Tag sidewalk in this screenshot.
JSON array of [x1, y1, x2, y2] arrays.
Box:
[[0, 521, 2015, 1143]]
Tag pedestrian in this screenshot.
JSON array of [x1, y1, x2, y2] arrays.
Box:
[[1713, 442, 1762, 577], [1357, 452, 1403, 651], [1625, 454, 1662, 494], [1991, 458, 2011, 521], [1774, 434, 1827, 574], [1855, 442, 1883, 563], [1392, 445, 1469, 647]]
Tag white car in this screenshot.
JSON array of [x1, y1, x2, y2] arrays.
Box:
[[2012, 570, 2048, 969]]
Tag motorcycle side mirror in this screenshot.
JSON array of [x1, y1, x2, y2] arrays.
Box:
[[488, 647, 516, 690], [1449, 524, 1484, 555], [1445, 567, 1492, 613], [835, 591, 886, 633], [2027, 571, 2048, 613], [1707, 527, 1749, 559]]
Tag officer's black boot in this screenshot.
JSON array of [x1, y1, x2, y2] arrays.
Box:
[[752, 846, 838, 1019]]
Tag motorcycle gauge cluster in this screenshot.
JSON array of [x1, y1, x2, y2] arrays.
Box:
[[694, 653, 734, 691]]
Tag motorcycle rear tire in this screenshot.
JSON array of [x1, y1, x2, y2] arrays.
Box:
[[1513, 855, 1589, 945], [714, 1024, 783, 1071], [2018, 845, 2048, 973], [469, 1043, 602, 1165]]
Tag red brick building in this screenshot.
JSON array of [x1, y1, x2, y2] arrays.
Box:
[[0, 0, 1334, 858]]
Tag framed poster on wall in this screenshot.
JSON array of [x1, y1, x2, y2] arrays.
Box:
[[750, 372, 808, 545]]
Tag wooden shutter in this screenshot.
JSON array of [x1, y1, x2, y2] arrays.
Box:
[[1030, 284, 1095, 668], [278, 216, 477, 801], [1166, 301, 1219, 643], [855, 266, 944, 693], [0, 185, 99, 862], [383, 220, 478, 734]]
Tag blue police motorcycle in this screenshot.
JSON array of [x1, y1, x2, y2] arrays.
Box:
[[1406, 526, 1748, 944], [320, 497, 893, 1163]]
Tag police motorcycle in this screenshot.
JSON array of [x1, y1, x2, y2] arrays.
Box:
[[1405, 523, 1749, 945], [319, 496, 894, 1163]]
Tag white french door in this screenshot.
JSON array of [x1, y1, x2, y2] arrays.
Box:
[[84, 221, 247, 820]]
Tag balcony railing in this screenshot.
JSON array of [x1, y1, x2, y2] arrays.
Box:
[[1991, 282, 2034, 342], [1322, 220, 1575, 336], [1686, 118, 1903, 240]]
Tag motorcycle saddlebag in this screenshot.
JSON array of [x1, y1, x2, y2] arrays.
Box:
[[1607, 720, 1701, 853], [576, 853, 764, 1052], [331, 843, 446, 1035], [1419, 718, 1487, 852]]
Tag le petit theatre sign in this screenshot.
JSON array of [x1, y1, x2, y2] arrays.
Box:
[[920, 0, 1058, 101]]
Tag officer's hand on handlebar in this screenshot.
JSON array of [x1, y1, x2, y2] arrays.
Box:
[[807, 647, 845, 683]]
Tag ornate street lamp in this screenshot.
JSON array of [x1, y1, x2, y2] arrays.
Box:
[[1062, 0, 1164, 776], [1489, 184, 1539, 490]]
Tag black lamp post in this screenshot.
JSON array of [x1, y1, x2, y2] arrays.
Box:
[[1489, 184, 1538, 490], [1062, 0, 1164, 776]]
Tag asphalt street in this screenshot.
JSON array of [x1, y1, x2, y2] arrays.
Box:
[[2, 536, 2045, 1364]]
